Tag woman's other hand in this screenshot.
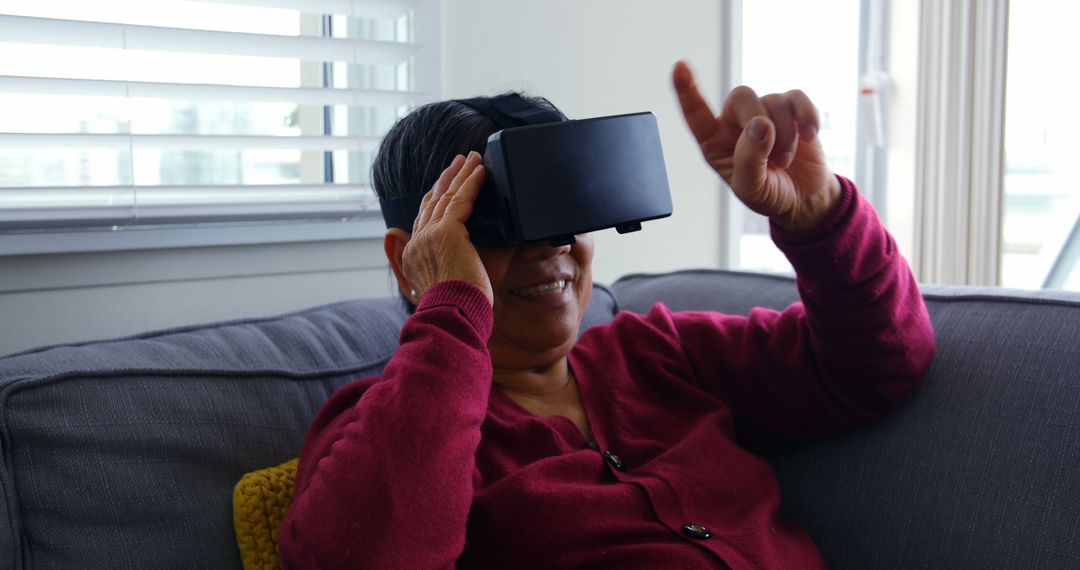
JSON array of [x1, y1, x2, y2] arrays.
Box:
[[672, 60, 841, 232], [402, 151, 494, 305]]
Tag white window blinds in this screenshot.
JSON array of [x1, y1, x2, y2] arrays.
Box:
[[0, 0, 437, 249]]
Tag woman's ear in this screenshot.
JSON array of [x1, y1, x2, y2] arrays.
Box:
[[384, 228, 417, 302]]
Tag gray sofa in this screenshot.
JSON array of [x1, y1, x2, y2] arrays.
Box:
[[1, 269, 1078, 569]]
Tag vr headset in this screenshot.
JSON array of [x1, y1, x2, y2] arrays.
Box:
[[379, 94, 673, 248]]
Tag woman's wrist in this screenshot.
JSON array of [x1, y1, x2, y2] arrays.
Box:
[[415, 280, 495, 340], [770, 174, 843, 233]]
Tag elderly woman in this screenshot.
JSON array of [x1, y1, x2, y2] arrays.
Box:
[[279, 61, 935, 569]]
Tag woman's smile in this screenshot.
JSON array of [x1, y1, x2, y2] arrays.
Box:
[[512, 279, 568, 298], [506, 278, 575, 309]]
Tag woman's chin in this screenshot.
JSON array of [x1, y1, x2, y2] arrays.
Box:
[[490, 283, 589, 364], [489, 321, 580, 366], [495, 288, 582, 336]]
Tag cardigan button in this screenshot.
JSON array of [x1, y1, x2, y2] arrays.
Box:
[[602, 450, 625, 471], [682, 523, 712, 539]]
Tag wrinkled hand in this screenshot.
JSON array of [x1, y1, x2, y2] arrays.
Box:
[[403, 152, 494, 305], [673, 60, 841, 231]]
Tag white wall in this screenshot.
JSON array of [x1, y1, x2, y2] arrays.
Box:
[[442, 0, 725, 285], [0, 1, 727, 356], [0, 238, 393, 356]]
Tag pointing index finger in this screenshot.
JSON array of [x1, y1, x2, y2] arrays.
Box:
[[673, 60, 720, 144]]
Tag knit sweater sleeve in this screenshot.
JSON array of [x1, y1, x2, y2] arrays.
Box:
[[278, 281, 494, 569], [670, 177, 935, 447]]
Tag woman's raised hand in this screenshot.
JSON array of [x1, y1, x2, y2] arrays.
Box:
[[402, 151, 494, 305], [672, 60, 841, 232]]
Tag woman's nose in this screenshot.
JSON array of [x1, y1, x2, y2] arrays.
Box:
[[516, 240, 571, 261]]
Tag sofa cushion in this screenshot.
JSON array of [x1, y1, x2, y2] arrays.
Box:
[[0, 284, 616, 569], [612, 269, 1080, 570], [234, 458, 298, 570]]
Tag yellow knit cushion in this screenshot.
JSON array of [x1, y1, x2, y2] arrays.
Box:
[[233, 458, 299, 570]]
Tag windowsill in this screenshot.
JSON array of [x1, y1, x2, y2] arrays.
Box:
[[0, 216, 388, 256]]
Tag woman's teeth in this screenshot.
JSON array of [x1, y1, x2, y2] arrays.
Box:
[[514, 280, 567, 297]]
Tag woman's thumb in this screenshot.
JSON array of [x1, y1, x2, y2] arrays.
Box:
[[731, 115, 774, 192]]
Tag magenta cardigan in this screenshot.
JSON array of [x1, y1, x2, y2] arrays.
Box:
[[280, 179, 936, 569]]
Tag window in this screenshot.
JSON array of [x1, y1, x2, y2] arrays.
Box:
[[724, 0, 877, 274], [1001, 0, 1080, 289], [0, 0, 439, 254], [730, 0, 1080, 293]]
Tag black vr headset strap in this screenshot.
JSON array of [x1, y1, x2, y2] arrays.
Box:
[[379, 193, 424, 232], [378, 94, 563, 233], [455, 93, 563, 130]]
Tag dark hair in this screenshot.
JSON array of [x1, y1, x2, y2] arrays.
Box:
[[373, 93, 566, 311], [372, 93, 566, 202]]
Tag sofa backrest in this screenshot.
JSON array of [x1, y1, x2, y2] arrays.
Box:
[[0, 287, 616, 569], [5, 267, 1080, 570], [612, 269, 1080, 570]]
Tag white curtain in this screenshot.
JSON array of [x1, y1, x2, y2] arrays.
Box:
[[914, 0, 1009, 285]]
